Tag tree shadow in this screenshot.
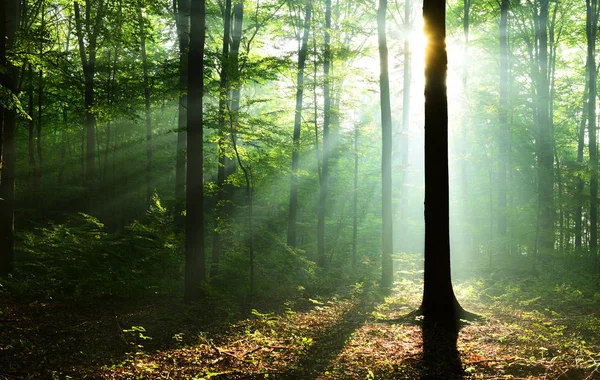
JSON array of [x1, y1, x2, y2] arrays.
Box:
[[276, 297, 375, 379], [382, 311, 484, 380]]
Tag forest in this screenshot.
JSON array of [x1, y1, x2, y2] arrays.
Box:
[[1, 0, 600, 378]]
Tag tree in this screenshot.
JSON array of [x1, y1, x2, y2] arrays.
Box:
[[318, 0, 332, 269], [139, 9, 153, 204], [174, 0, 190, 224], [420, 0, 466, 323], [74, 0, 105, 203], [378, 0, 393, 288], [287, 3, 311, 248], [586, 0, 598, 260], [497, 0, 509, 257], [184, 0, 207, 301], [0, 0, 20, 277]]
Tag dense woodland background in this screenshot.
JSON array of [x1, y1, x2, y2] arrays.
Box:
[[2, 0, 600, 377]]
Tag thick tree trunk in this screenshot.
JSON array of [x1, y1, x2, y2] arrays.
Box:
[[420, 0, 464, 322], [185, 0, 207, 301], [286, 4, 311, 248], [378, 0, 393, 288], [0, 0, 19, 277]]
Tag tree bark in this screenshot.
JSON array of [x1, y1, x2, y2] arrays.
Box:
[[420, 0, 465, 322], [184, 0, 207, 301], [175, 0, 190, 224], [378, 0, 393, 288], [587, 0, 598, 259], [74, 0, 104, 211], [498, 0, 509, 256], [286, 4, 311, 248], [212, 0, 233, 277], [0, 0, 19, 277], [318, 0, 332, 269], [140, 11, 153, 204]]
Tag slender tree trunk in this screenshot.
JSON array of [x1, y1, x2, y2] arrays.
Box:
[[353, 122, 358, 266], [74, 1, 103, 211], [185, 0, 207, 301], [399, 0, 411, 253], [420, 0, 465, 322], [36, 68, 43, 190], [498, 0, 509, 256], [378, 0, 393, 287], [587, 0, 598, 259], [140, 11, 153, 203], [28, 65, 37, 189], [211, 0, 236, 277], [175, 0, 190, 223], [287, 4, 311, 248], [318, 0, 332, 269], [535, 0, 554, 256], [575, 75, 588, 250]]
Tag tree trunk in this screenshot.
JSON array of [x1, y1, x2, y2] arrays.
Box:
[[535, 0, 554, 256], [575, 74, 588, 250], [185, 0, 207, 301], [140, 11, 153, 204], [587, 0, 598, 259], [287, 4, 311, 248], [212, 0, 233, 277], [74, 0, 103, 211], [318, 0, 332, 269], [378, 0, 393, 288], [0, 0, 19, 277], [420, 0, 465, 323], [175, 0, 190, 224], [398, 0, 411, 254], [498, 0, 509, 256], [353, 122, 358, 266]]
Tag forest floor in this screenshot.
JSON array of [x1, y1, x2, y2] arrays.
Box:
[[1, 271, 600, 379]]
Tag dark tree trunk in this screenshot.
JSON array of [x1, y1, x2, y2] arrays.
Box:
[[74, 0, 103, 211], [140, 11, 153, 204], [287, 4, 311, 248], [28, 65, 37, 189], [420, 0, 465, 323], [378, 0, 393, 288], [0, 0, 19, 277], [318, 0, 332, 269], [587, 0, 598, 259], [175, 0, 190, 224], [185, 0, 207, 301]]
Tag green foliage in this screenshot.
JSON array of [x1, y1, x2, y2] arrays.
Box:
[[6, 198, 183, 298]]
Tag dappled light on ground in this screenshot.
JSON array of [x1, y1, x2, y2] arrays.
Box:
[[2, 274, 600, 379]]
